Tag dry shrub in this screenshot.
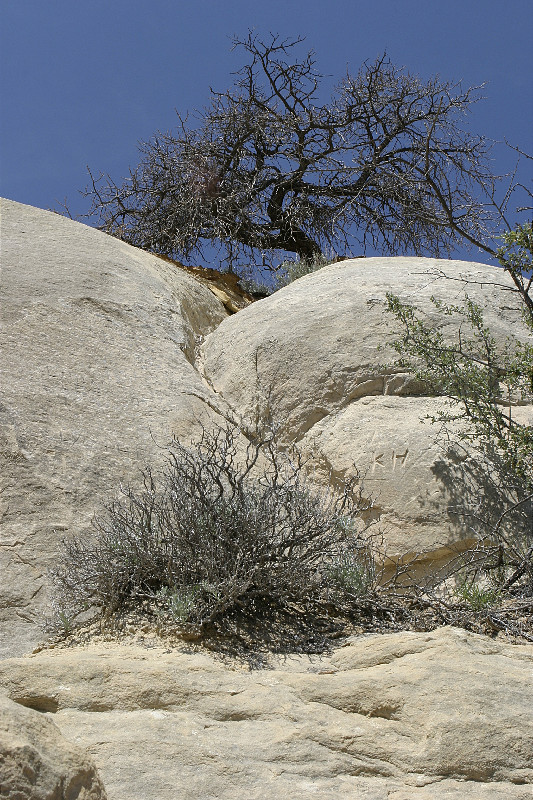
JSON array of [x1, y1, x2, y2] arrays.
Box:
[[49, 423, 377, 646]]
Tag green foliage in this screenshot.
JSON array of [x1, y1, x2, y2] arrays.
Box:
[[385, 223, 533, 604], [386, 225, 533, 483], [386, 293, 532, 480], [238, 276, 274, 298], [453, 577, 501, 612], [496, 223, 533, 329], [157, 585, 207, 623], [236, 252, 336, 300], [55, 609, 75, 634], [327, 549, 376, 597]]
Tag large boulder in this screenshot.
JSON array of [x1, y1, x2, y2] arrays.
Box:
[[0, 627, 531, 798], [201, 258, 532, 559], [0, 199, 230, 657], [1, 201, 532, 800], [0, 693, 107, 799]]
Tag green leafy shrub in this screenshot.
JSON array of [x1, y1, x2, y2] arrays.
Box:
[[385, 292, 532, 481], [385, 224, 533, 608], [49, 424, 375, 642], [238, 275, 274, 298]]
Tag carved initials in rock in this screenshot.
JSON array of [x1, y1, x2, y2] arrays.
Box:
[[372, 448, 409, 472], [393, 449, 409, 469]]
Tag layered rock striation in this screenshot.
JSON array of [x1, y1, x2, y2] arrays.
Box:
[[0, 628, 531, 799], [0, 693, 107, 799]]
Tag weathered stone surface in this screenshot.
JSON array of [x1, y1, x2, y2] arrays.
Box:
[[1, 201, 532, 800], [0, 627, 531, 799], [155, 253, 256, 312], [0, 199, 230, 658], [302, 394, 533, 558], [201, 257, 532, 559], [4, 200, 530, 653], [0, 693, 107, 799]]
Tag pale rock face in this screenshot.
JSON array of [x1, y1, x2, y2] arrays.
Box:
[[1, 202, 532, 800], [201, 258, 532, 559], [0, 693, 107, 799], [0, 199, 230, 657], [0, 627, 531, 799]]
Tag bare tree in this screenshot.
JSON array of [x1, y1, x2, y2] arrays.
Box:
[[83, 33, 520, 274]]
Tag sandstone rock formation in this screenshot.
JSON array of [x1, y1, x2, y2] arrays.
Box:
[[0, 693, 107, 799], [201, 257, 532, 559], [2, 199, 531, 655], [0, 198, 231, 658], [2, 200, 532, 800], [155, 253, 256, 313], [0, 627, 531, 799]]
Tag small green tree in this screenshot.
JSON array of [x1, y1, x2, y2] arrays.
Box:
[[386, 224, 533, 598], [496, 223, 533, 323], [387, 224, 532, 481]]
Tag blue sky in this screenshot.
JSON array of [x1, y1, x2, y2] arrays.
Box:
[[1, 0, 532, 267]]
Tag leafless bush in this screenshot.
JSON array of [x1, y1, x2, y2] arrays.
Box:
[[81, 33, 528, 276], [48, 419, 533, 649], [49, 423, 378, 644]]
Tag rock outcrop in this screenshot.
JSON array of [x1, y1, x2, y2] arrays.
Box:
[[0, 198, 230, 657], [0, 627, 531, 799], [2, 199, 531, 652], [201, 257, 532, 559], [0, 693, 107, 799], [1, 199, 533, 800], [155, 253, 256, 313]]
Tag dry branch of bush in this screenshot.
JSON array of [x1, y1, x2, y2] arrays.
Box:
[[80, 33, 523, 277], [47, 402, 533, 655], [48, 423, 389, 654]]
